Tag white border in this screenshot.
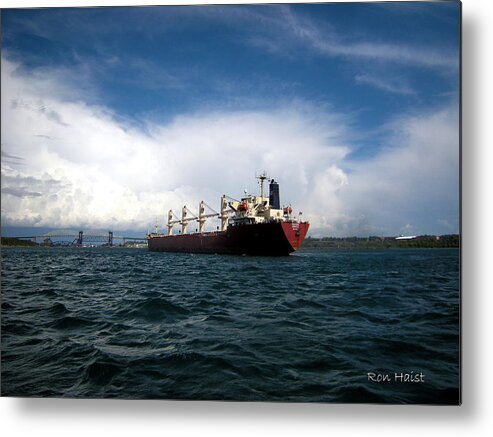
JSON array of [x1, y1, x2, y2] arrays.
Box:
[[2, 0, 492, 436]]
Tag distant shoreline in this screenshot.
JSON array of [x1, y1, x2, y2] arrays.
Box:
[[0, 237, 146, 249], [1, 235, 459, 249], [301, 235, 460, 250]]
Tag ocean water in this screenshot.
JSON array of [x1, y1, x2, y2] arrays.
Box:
[[1, 247, 460, 404]]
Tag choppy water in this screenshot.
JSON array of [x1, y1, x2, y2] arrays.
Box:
[[1, 247, 460, 404]]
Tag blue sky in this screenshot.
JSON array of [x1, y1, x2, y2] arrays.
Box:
[[1, 2, 460, 237]]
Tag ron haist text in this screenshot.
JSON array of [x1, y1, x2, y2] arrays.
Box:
[[367, 372, 425, 383]]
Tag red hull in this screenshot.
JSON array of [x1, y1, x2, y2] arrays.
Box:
[[148, 221, 309, 256]]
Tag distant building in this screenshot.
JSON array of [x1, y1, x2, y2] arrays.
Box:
[[395, 235, 417, 240]]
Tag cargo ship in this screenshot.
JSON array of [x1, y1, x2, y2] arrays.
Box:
[[147, 174, 309, 256]]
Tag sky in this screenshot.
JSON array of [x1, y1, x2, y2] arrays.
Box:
[[1, 1, 460, 237]]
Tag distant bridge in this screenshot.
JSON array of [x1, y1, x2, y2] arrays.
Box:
[[13, 230, 147, 246]]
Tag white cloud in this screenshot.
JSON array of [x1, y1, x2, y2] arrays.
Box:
[[1, 58, 350, 232], [339, 108, 459, 236], [355, 73, 416, 96], [1, 58, 459, 237], [243, 6, 458, 70]]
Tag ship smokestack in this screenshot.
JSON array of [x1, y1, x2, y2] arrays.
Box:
[[269, 179, 280, 209]]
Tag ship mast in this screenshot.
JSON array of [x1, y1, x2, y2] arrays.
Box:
[[167, 210, 173, 236], [256, 171, 269, 199], [220, 195, 229, 231], [181, 206, 188, 235], [198, 201, 206, 233]]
